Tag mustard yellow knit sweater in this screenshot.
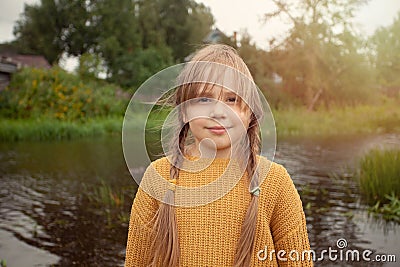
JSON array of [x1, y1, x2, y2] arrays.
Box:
[[125, 156, 313, 267]]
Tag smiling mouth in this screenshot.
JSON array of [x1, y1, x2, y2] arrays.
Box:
[[206, 126, 231, 134]]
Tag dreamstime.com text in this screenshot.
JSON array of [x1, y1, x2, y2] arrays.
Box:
[[257, 238, 397, 263]]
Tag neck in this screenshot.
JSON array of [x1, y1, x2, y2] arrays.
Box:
[[187, 142, 241, 159]]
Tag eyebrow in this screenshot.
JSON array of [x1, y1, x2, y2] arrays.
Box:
[[224, 92, 237, 97]]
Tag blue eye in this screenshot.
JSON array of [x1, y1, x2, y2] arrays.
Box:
[[198, 97, 212, 103]]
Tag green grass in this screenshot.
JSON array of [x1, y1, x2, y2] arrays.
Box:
[[0, 116, 123, 142], [368, 192, 400, 223], [356, 149, 400, 203], [272, 100, 400, 137], [0, 107, 170, 142], [86, 180, 126, 209], [2, 99, 400, 141], [82, 179, 137, 227], [355, 149, 400, 222]]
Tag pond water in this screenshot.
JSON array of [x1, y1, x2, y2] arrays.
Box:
[[0, 133, 399, 266]]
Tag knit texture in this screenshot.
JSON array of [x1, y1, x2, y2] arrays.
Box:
[[125, 156, 313, 266]]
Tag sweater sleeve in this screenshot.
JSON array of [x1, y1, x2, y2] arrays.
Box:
[[124, 165, 160, 267], [270, 165, 313, 266]]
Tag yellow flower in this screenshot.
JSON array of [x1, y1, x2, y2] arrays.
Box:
[[58, 92, 65, 100], [54, 84, 62, 92]]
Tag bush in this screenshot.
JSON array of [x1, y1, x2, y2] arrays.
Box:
[[0, 66, 129, 121]]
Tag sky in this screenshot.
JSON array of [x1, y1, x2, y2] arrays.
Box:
[[198, 0, 400, 49], [0, 0, 399, 67]]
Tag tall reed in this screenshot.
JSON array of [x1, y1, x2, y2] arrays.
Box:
[[356, 149, 400, 205], [0, 117, 122, 141]]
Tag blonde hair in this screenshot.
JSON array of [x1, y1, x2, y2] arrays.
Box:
[[148, 44, 263, 267]]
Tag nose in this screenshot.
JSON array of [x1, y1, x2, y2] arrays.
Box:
[[209, 100, 226, 118]]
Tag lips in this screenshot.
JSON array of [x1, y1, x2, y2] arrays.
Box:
[[208, 126, 225, 130], [206, 125, 231, 135]]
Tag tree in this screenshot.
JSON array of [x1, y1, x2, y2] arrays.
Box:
[[265, 0, 375, 110], [137, 0, 214, 62], [238, 33, 288, 109], [77, 53, 106, 80], [13, 0, 100, 63], [112, 46, 173, 88], [238, 33, 273, 89], [370, 11, 400, 89], [13, 0, 214, 88], [13, 0, 65, 63], [92, 0, 142, 81], [186, 2, 215, 49]]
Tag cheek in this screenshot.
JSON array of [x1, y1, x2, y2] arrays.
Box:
[[185, 104, 211, 121], [188, 118, 208, 129], [231, 109, 250, 129]]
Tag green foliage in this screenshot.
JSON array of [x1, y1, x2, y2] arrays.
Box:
[[0, 67, 127, 121], [157, 0, 218, 55], [0, 117, 122, 142], [368, 193, 400, 223], [13, 0, 215, 89], [13, 0, 63, 63], [238, 32, 272, 86], [265, 0, 375, 109], [77, 53, 106, 81], [82, 179, 136, 227], [237, 32, 295, 109], [370, 11, 400, 88], [272, 98, 400, 136], [356, 149, 400, 206], [86, 180, 125, 209], [93, 0, 142, 86], [109, 46, 173, 88], [186, 2, 215, 49]]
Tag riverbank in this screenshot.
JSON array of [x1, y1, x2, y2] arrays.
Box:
[[273, 100, 400, 137], [1, 100, 399, 141], [0, 117, 122, 141]]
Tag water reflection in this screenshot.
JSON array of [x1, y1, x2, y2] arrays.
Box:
[[0, 133, 399, 266], [275, 133, 400, 266], [0, 137, 134, 266]]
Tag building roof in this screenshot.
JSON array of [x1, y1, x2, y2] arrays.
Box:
[[0, 53, 51, 72], [202, 28, 228, 44]]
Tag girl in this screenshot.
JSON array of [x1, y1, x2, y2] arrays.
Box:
[[124, 44, 313, 267]]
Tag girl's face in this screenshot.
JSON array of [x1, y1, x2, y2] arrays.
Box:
[[183, 85, 251, 158]]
